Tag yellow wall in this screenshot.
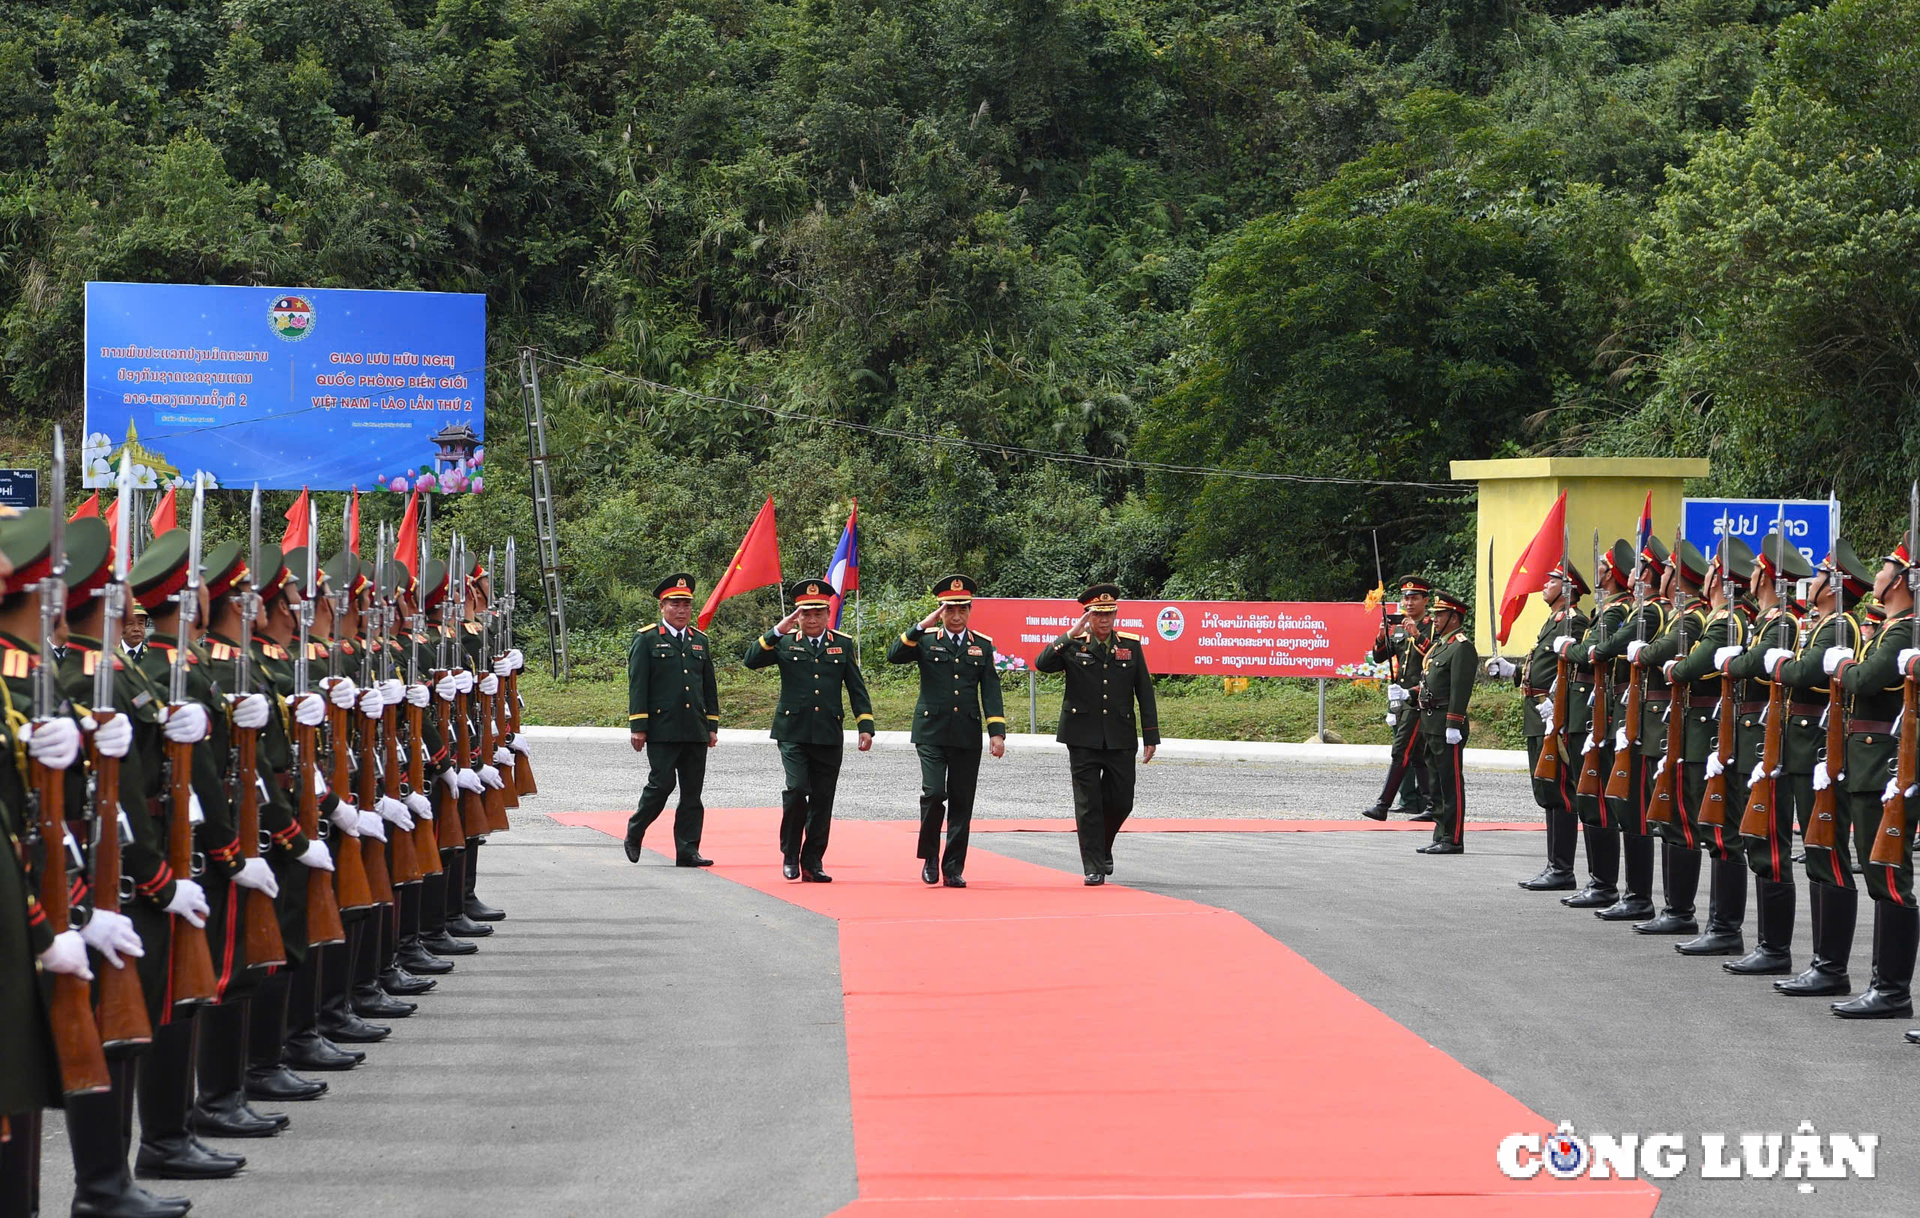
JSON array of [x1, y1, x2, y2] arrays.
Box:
[[1450, 458, 1710, 656]]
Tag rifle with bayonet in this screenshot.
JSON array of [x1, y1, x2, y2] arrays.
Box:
[[505, 537, 535, 795], [375, 526, 421, 885], [1534, 517, 1574, 784], [354, 539, 395, 907], [1805, 546, 1850, 853], [1577, 530, 1612, 801], [1870, 482, 1920, 867], [1740, 504, 1794, 839], [321, 519, 373, 913], [1701, 530, 1739, 830], [1648, 515, 1689, 827], [427, 514, 465, 854], [164, 474, 219, 1007], [480, 545, 516, 821], [403, 525, 442, 875], [450, 536, 490, 839], [293, 500, 346, 945], [1604, 536, 1651, 806], [32, 427, 113, 1093], [231, 486, 286, 969]]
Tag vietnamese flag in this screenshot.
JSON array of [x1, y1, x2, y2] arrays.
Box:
[[393, 490, 421, 583], [69, 492, 100, 522], [282, 487, 311, 550], [149, 486, 178, 535], [698, 495, 783, 630], [1498, 490, 1568, 645], [346, 489, 362, 555]]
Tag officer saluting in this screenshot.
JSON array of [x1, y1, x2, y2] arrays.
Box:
[[1416, 587, 1477, 854], [743, 579, 875, 882], [1034, 584, 1159, 885], [624, 574, 720, 867], [888, 575, 1007, 887]]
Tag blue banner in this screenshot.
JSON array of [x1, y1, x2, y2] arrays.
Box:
[[83, 283, 487, 492], [1682, 498, 1838, 572]]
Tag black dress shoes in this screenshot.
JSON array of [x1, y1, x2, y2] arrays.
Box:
[[1595, 895, 1656, 921], [1633, 912, 1700, 935], [624, 837, 642, 863], [1416, 842, 1463, 855], [801, 869, 832, 883], [398, 942, 454, 975], [421, 930, 478, 956], [1775, 965, 1851, 996], [1519, 867, 1577, 891], [464, 895, 505, 921], [285, 1030, 362, 1070], [1724, 946, 1793, 974], [1102, 860, 1114, 876], [352, 986, 417, 1019], [381, 966, 437, 996], [318, 1011, 390, 1043], [1676, 928, 1744, 956], [783, 858, 800, 880], [1831, 988, 1914, 1019], [1905, 1028, 1920, 1044], [1085, 873, 1105, 886], [922, 861, 939, 885], [190, 1098, 285, 1139], [1562, 885, 1619, 908], [136, 1136, 244, 1180], [943, 875, 967, 888], [246, 1063, 329, 1102], [1361, 803, 1389, 822], [446, 913, 494, 937], [676, 853, 714, 867], [71, 1181, 192, 1218], [1407, 811, 1437, 824]]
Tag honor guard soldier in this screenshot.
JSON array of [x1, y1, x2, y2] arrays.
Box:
[[888, 575, 1007, 887], [1587, 536, 1671, 921], [625, 574, 720, 867], [1724, 533, 1815, 975], [1557, 541, 1636, 911], [743, 579, 874, 882], [1825, 532, 1919, 1020], [1773, 540, 1872, 997], [1363, 577, 1433, 820], [1414, 587, 1476, 854], [1489, 556, 1589, 890], [1646, 537, 1725, 943], [1034, 584, 1159, 885]]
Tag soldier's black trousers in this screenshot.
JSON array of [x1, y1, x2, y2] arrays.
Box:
[[1743, 771, 1809, 884], [778, 741, 842, 870], [1425, 736, 1465, 847], [1526, 734, 1576, 873], [916, 744, 981, 877], [629, 739, 709, 858], [1067, 746, 1136, 873], [1846, 786, 1915, 906], [1390, 710, 1428, 810]]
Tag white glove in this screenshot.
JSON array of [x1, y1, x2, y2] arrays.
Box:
[[79, 908, 145, 968], [1386, 683, 1408, 707], [479, 673, 500, 696], [1626, 640, 1649, 664], [297, 838, 334, 871], [506, 648, 525, 671], [1705, 753, 1724, 779], [329, 803, 362, 836], [456, 768, 483, 793], [1813, 761, 1830, 791], [1444, 727, 1463, 746], [1486, 656, 1517, 680], [39, 929, 93, 980], [1884, 777, 1901, 805], [356, 809, 387, 841], [454, 669, 474, 694], [1900, 648, 1920, 676], [164, 879, 209, 927], [1824, 647, 1854, 675], [83, 713, 133, 759], [1714, 645, 1742, 671], [379, 678, 405, 706], [405, 791, 432, 821], [493, 656, 512, 678], [230, 692, 269, 730], [1535, 699, 1554, 732], [325, 676, 358, 709], [406, 683, 431, 708], [1614, 727, 1630, 752], [1552, 635, 1576, 656], [187, 791, 205, 826], [510, 732, 528, 753], [493, 746, 513, 766], [376, 796, 414, 831], [478, 764, 504, 790], [1764, 648, 1794, 677], [22, 718, 82, 770], [436, 674, 458, 702], [291, 692, 326, 726], [233, 857, 279, 898], [1750, 761, 1769, 786], [358, 688, 384, 719], [1653, 757, 1667, 780], [1661, 660, 1678, 682], [1583, 734, 1598, 754], [1383, 712, 1397, 727]]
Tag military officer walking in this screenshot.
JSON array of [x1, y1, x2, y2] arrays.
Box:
[[625, 575, 721, 867], [743, 579, 874, 882], [1416, 587, 1477, 854], [1034, 584, 1160, 885], [1488, 557, 1589, 890], [887, 575, 1007, 887]]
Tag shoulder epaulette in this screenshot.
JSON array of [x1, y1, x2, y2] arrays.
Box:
[[971, 631, 994, 645], [1116, 631, 1141, 641], [636, 624, 657, 634]]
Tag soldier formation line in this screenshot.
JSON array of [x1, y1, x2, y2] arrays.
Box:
[[4, 439, 535, 1218]]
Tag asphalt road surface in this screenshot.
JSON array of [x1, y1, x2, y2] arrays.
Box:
[[37, 738, 1913, 1217]]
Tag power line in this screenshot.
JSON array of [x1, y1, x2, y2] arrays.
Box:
[[534, 351, 1460, 491]]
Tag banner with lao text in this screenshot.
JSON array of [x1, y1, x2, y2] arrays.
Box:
[[965, 598, 1384, 678], [83, 282, 487, 492]]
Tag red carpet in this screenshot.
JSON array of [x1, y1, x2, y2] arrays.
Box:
[[554, 809, 1656, 1217], [968, 818, 1544, 833]]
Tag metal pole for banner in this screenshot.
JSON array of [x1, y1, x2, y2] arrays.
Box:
[[1029, 669, 1037, 735], [1316, 678, 1327, 742]]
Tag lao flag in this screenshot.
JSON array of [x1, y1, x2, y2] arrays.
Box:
[[1635, 491, 1654, 557], [825, 502, 858, 629]]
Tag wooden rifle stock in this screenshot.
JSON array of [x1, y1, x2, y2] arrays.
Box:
[[432, 685, 465, 851], [163, 736, 218, 1006], [1604, 662, 1643, 803], [325, 702, 373, 910], [355, 711, 394, 904], [1700, 670, 1738, 829], [406, 700, 443, 875], [293, 716, 345, 945], [478, 681, 510, 831], [1739, 654, 1790, 838], [454, 688, 490, 838], [1806, 661, 1846, 852], [1532, 653, 1570, 783], [506, 668, 536, 795], [232, 724, 286, 968], [1648, 672, 1685, 825], [1576, 662, 1610, 799], [87, 715, 152, 1050], [32, 753, 112, 1094], [1869, 669, 1918, 867], [381, 699, 421, 884]]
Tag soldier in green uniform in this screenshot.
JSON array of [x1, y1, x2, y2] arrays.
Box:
[[1773, 541, 1871, 997], [1364, 577, 1433, 820], [1588, 536, 1670, 921], [625, 574, 720, 867], [743, 578, 874, 882], [1825, 534, 1919, 1019], [1489, 557, 1589, 890], [1558, 541, 1636, 911], [1415, 587, 1476, 855], [1724, 533, 1815, 974], [888, 575, 1007, 887], [1034, 584, 1160, 885]]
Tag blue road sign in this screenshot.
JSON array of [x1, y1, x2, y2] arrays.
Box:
[[1683, 498, 1836, 571], [0, 468, 39, 508]]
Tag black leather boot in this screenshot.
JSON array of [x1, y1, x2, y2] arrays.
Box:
[[1634, 844, 1700, 933], [1564, 825, 1620, 906], [1833, 903, 1918, 1018], [380, 963, 437, 995], [191, 1000, 289, 1137], [1599, 833, 1658, 920], [1727, 878, 1795, 974], [245, 972, 326, 1100], [351, 980, 416, 1019], [318, 928, 390, 1043], [421, 929, 478, 956], [445, 912, 494, 937], [68, 1089, 193, 1217], [398, 939, 454, 975], [137, 1018, 246, 1180], [1678, 858, 1747, 955], [1778, 881, 1855, 995], [284, 1028, 362, 1071], [465, 838, 504, 919]]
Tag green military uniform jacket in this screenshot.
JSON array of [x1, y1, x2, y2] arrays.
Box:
[[1836, 608, 1916, 797], [1514, 606, 1589, 739], [1370, 616, 1432, 687], [743, 627, 874, 744], [0, 705, 58, 1114], [57, 636, 176, 910], [1418, 627, 1477, 741], [628, 623, 720, 742], [887, 624, 1008, 747], [1728, 603, 1807, 774], [1667, 603, 1733, 763], [206, 631, 308, 862], [1569, 595, 1628, 741], [1593, 597, 1672, 758], [1035, 630, 1160, 749], [1779, 610, 1862, 775], [136, 632, 244, 878]]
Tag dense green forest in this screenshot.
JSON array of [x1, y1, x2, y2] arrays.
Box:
[[3, 0, 1917, 661]]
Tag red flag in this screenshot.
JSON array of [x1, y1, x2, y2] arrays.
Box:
[[282, 488, 311, 550], [69, 492, 100, 522], [393, 490, 421, 582], [697, 495, 783, 630], [149, 486, 178, 535], [105, 497, 121, 562], [347, 489, 361, 555], [1498, 490, 1569, 646]]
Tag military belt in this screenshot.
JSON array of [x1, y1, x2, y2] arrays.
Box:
[[1848, 719, 1898, 735], [1735, 701, 1769, 716]]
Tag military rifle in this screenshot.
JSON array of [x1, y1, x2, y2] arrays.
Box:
[[354, 537, 395, 906], [1648, 516, 1689, 826], [1577, 530, 1611, 801], [479, 545, 514, 824], [1534, 517, 1574, 784], [1740, 505, 1794, 838], [1870, 482, 1920, 867], [230, 486, 286, 968], [1604, 533, 1651, 805], [505, 537, 535, 795], [164, 474, 219, 1007], [1805, 550, 1849, 853], [451, 536, 490, 839], [321, 510, 373, 913], [375, 525, 421, 884], [293, 500, 345, 945], [403, 523, 442, 875], [427, 515, 465, 853], [1700, 530, 1739, 830]]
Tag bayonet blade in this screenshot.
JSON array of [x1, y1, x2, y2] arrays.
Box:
[[48, 426, 66, 580]]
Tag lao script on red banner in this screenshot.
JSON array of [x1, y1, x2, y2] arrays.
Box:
[[966, 599, 1385, 679]]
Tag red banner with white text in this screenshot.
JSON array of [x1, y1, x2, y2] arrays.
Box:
[[965, 598, 1386, 678]]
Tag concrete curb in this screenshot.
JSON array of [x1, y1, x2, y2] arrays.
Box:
[[519, 725, 1532, 774]]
